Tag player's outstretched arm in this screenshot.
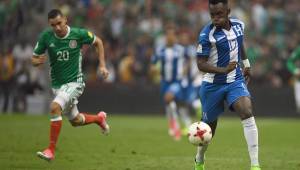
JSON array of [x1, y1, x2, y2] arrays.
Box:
[[287, 47, 300, 77], [241, 44, 251, 84], [93, 36, 109, 79], [197, 57, 237, 74], [31, 55, 46, 67]]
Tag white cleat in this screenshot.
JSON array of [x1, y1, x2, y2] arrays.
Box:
[[37, 148, 54, 162]]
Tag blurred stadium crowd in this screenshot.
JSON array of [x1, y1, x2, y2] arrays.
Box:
[[0, 0, 300, 112]]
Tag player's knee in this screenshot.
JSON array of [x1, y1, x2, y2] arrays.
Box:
[[164, 93, 174, 103], [50, 102, 62, 115], [70, 120, 80, 127], [208, 120, 218, 137], [239, 107, 253, 120], [70, 118, 81, 127], [70, 114, 84, 127]]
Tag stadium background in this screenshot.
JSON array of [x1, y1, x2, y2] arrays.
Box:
[[1, 0, 300, 116]]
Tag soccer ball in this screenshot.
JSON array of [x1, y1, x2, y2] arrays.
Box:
[[188, 122, 212, 146]]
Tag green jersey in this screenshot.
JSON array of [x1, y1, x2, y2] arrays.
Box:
[[33, 26, 95, 88], [287, 46, 300, 75]]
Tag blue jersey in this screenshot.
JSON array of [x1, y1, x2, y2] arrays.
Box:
[[152, 44, 186, 83], [196, 18, 245, 84], [180, 45, 202, 104], [182, 45, 201, 88], [197, 18, 251, 123]]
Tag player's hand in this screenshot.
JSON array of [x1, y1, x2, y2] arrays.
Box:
[[98, 66, 109, 80], [224, 61, 238, 73], [243, 67, 251, 84], [293, 72, 300, 80], [32, 55, 46, 66]]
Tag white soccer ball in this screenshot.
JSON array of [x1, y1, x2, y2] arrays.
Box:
[[188, 121, 212, 146]]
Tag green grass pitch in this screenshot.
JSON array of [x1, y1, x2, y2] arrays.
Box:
[[0, 114, 299, 170]]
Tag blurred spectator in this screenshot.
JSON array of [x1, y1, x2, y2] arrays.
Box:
[[0, 48, 15, 113], [13, 60, 30, 112], [1, 0, 300, 93], [12, 39, 33, 73], [251, 0, 268, 33], [118, 45, 136, 85]]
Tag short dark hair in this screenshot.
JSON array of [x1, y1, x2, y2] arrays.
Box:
[[48, 9, 63, 20], [209, 0, 228, 5]]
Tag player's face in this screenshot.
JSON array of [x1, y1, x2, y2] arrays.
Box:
[[209, 3, 230, 28], [180, 33, 189, 46], [48, 15, 67, 37], [166, 29, 177, 46]]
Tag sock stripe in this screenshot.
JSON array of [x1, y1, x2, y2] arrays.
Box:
[[79, 113, 85, 124], [50, 116, 62, 122]]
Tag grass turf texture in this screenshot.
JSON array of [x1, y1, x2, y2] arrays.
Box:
[[0, 114, 299, 170]]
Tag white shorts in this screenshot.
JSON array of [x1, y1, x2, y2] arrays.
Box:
[[52, 82, 85, 120]]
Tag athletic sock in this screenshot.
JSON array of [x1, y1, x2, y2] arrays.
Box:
[[81, 113, 100, 125], [242, 117, 259, 166], [166, 101, 180, 128], [195, 144, 208, 163], [178, 106, 192, 128], [48, 116, 62, 152]]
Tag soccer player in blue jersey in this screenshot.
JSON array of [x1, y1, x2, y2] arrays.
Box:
[[151, 26, 190, 140], [180, 32, 203, 120], [194, 0, 261, 170]]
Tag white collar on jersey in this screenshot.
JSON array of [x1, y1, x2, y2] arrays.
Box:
[[54, 26, 70, 39]]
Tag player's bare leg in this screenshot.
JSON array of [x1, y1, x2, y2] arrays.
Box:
[[37, 102, 62, 161], [178, 104, 192, 135], [294, 81, 300, 113], [70, 111, 110, 135], [233, 96, 261, 170], [165, 93, 181, 140]]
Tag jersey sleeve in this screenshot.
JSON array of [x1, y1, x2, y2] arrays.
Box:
[[151, 47, 161, 64], [187, 46, 196, 59], [151, 54, 159, 64], [287, 47, 300, 74], [33, 32, 47, 56], [196, 31, 211, 58], [184, 47, 190, 59], [79, 28, 96, 45]]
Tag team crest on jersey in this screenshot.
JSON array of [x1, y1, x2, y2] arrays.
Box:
[[197, 44, 202, 53], [49, 43, 55, 47], [69, 40, 77, 48]]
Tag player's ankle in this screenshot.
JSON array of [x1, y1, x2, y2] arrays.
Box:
[[48, 146, 55, 153]]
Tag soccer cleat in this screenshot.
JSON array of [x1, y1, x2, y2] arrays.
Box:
[[173, 128, 181, 141], [168, 118, 181, 140], [97, 111, 110, 135], [250, 166, 261, 170], [168, 126, 181, 140], [181, 127, 189, 136], [194, 161, 204, 170], [37, 148, 54, 161]]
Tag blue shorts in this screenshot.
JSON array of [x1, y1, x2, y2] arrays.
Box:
[[160, 81, 182, 102], [199, 80, 250, 123], [181, 84, 200, 104]]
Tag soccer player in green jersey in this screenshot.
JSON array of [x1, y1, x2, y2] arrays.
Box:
[[32, 9, 110, 161], [287, 46, 300, 114]]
